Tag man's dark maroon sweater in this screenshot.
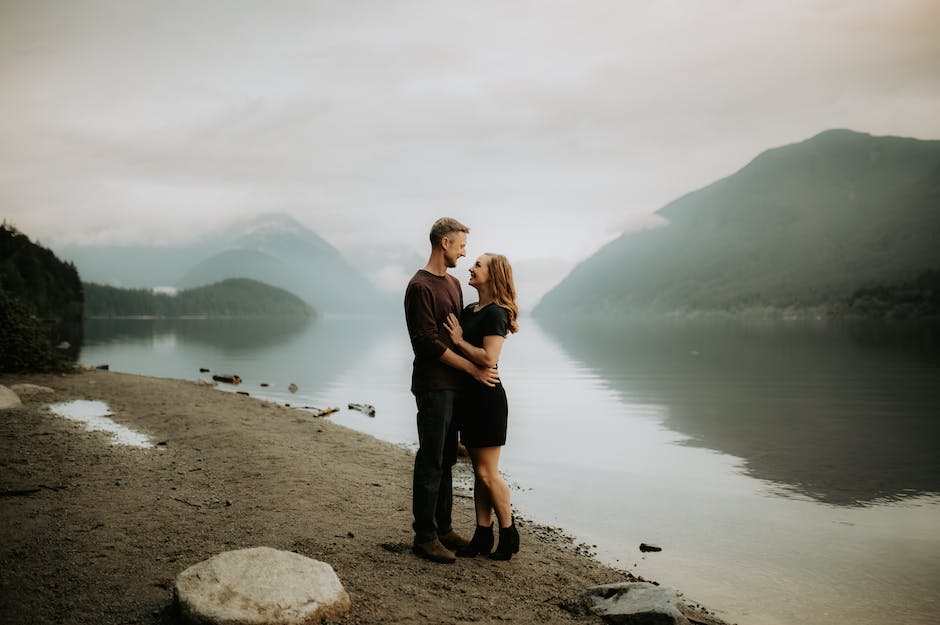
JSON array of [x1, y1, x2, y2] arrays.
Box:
[[404, 269, 464, 395]]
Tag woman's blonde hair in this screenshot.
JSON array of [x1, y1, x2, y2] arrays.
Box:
[[484, 253, 519, 334]]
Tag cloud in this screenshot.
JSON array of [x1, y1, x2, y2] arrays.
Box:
[[1, 0, 938, 270]]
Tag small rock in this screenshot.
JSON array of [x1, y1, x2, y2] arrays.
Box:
[[288, 383, 299, 393], [585, 581, 690, 625], [175, 547, 350, 624], [199, 367, 210, 373], [639, 543, 662, 553], [260, 383, 269, 387]]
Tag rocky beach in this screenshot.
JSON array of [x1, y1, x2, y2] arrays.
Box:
[[1, 369, 729, 625]]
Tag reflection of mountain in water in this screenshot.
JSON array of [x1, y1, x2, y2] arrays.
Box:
[[82, 316, 393, 399], [537, 317, 940, 507], [84, 317, 313, 351]]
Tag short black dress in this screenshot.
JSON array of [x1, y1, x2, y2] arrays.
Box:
[[454, 302, 510, 448]]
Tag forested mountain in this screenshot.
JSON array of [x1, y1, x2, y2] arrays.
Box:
[[60, 214, 389, 314], [535, 130, 940, 319], [84, 278, 313, 319], [0, 223, 82, 371]]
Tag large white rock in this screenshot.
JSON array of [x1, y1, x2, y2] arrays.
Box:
[[585, 581, 691, 625], [175, 547, 351, 625], [0, 385, 23, 410]]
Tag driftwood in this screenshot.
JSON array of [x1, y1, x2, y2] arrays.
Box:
[[311, 407, 340, 418], [212, 374, 242, 384], [348, 403, 376, 417]]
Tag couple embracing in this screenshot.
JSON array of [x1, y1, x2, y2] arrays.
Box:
[[404, 217, 520, 564]]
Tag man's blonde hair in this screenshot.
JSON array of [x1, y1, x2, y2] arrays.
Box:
[[429, 217, 469, 248]]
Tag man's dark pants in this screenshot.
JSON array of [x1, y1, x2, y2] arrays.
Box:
[[413, 389, 458, 544]]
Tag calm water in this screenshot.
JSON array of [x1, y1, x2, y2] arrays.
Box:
[[79, 315, 940, 625]]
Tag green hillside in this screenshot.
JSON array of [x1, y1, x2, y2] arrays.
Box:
[[535, 130, 940, 319], [0, 223, 82, 371], [84, 278, 314, 319]]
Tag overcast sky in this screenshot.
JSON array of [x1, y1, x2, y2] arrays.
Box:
[[2, 0, 939, 305]]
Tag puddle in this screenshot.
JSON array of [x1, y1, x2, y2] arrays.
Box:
[[49, 400, 154, 448]]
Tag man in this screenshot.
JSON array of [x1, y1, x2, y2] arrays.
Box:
[[404, 217, 500, 563]]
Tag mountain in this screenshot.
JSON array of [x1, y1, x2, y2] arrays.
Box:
[[59, 214, 389, 314], [535, 129, 940, 318], [84, 278, 313, 318]]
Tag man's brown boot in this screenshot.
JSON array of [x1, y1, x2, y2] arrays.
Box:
[[412, 538, 456, 564], [438, 529, 470, 551]]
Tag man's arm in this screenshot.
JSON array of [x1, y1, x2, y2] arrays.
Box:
[[439, 348, 500, 387], [404, 283, 449, 361]]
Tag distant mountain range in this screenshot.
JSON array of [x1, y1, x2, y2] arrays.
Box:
[[59, 214, 390, 314], [535, 129, 940, 319]]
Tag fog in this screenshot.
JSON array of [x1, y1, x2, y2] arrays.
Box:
[[2, 0, 939, 306]]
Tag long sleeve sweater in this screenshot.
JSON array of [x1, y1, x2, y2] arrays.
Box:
[[404, 269, 463, 395]]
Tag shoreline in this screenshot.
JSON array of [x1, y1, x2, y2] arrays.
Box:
[[0, 369, 730, 625]]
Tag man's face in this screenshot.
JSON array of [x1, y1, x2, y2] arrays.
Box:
[[441, 231, 467, 268]]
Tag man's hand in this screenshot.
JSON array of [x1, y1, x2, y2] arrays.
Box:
[[470, 364, 500, 387]]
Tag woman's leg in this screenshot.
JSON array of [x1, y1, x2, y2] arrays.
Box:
[[469, 446, 512, 528]]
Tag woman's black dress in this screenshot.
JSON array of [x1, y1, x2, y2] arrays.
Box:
[[454, 302, 510, 448]]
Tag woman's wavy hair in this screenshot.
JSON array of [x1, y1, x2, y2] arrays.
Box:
[[484, 253, 519, 334]]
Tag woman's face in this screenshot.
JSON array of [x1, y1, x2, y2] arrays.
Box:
[[468, 255, 490, 291]]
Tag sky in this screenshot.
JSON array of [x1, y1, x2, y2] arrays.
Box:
[[2, 0, 939, 308]]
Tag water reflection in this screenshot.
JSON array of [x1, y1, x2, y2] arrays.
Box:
[[536, 317, 940, 506], [80, 316, 394, 401], [84, 317, 312, 352]]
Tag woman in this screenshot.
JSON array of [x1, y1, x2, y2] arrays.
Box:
[[444, 253, 520, 560]]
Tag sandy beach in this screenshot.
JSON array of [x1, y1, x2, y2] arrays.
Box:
[[0, 369, 728, 625]]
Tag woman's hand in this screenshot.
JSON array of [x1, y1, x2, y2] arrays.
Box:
[[444, 313, 463, 345]]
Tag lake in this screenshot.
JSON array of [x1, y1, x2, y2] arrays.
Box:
[[78, 314, 940, 625]]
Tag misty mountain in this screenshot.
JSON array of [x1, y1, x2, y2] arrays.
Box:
[[535, 129, 940, 318], [59, 214, 390, 314]]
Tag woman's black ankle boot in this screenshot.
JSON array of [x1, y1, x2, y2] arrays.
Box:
[[456, 524, 494, 557], [488, 519, 520, 561]]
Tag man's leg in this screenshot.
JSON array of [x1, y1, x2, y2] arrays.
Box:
[[434, 413, 458, 536], [412, 390, 455, 544]]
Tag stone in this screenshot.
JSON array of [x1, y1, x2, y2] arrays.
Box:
[[8, 383, 56, 398], [585, 582, 691, 625], [175, 546, 350, 625], [0, 385, 23, 410]]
